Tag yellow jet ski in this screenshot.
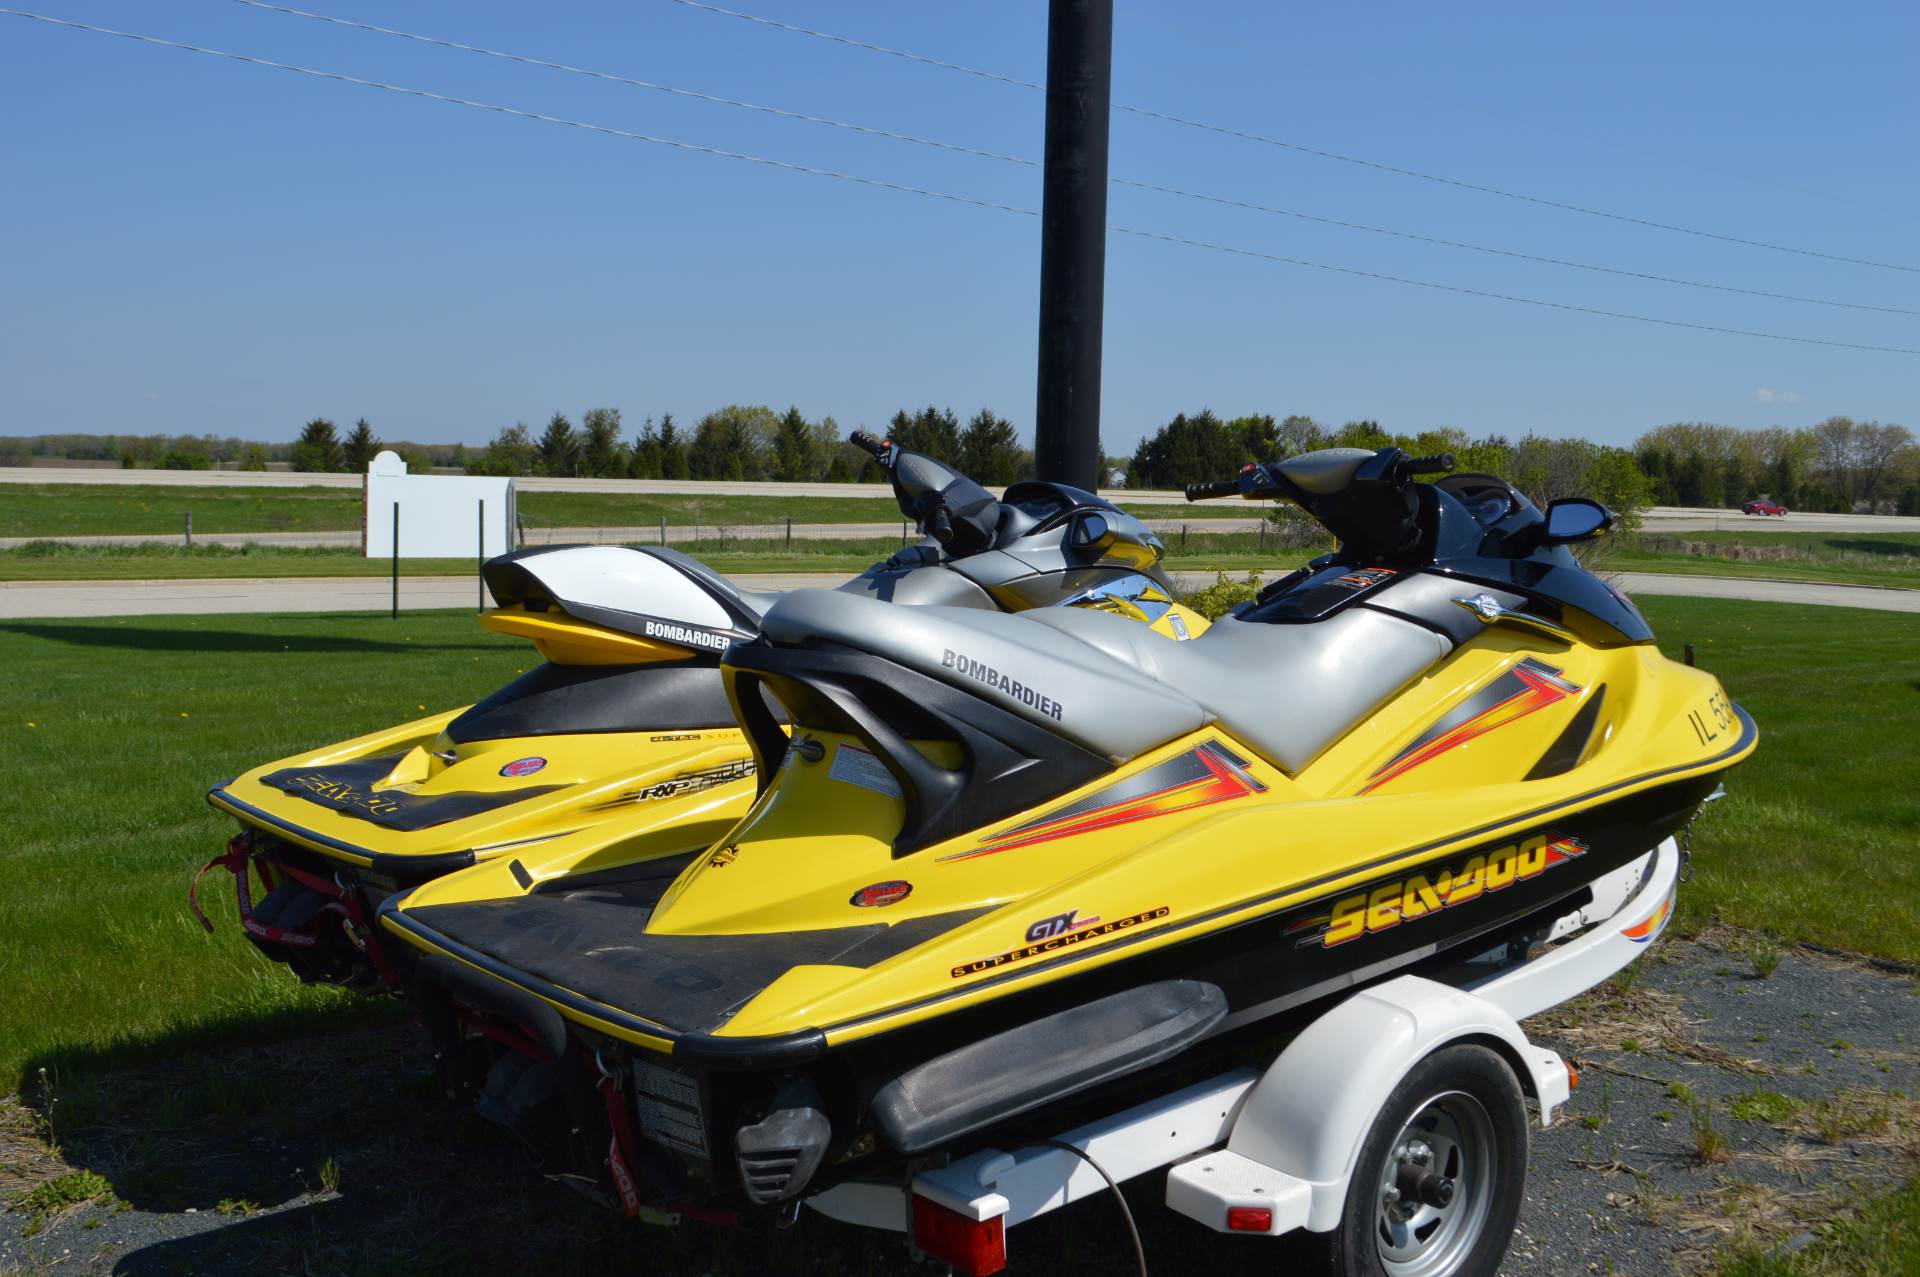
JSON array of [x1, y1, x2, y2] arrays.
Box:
[[380, 448, 1755, 1226], [196, 432, 1207, 990]]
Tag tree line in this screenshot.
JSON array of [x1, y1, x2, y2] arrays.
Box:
[[462, 405, 1037, 485], [1634, 418, 1919, 514], [10, 408, 1916, 514], [1126, 411, 1653, 525]]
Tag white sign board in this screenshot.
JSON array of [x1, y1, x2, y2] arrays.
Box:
[[364, 451, 515, 558]]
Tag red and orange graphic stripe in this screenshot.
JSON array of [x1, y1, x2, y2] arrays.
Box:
[[1362, 658, 1582, 794]]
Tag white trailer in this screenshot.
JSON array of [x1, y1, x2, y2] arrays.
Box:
[[805, 837, 1681, 1276]]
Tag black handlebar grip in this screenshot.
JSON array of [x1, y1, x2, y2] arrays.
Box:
[[1184, 479, 1241, 501], [926, 505, 954, 543], [1405, 453, 1456, 476], [849, 431, 888, 461]]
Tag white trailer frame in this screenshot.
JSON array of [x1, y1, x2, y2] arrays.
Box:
[[805, 836, 1680, 1268]]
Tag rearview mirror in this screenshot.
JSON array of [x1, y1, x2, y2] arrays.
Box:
[[1541, 498, 1613, 545], [1069, 511, 1115, 553]]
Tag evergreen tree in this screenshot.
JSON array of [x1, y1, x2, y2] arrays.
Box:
[[291, 417, 342, 472], [1125, 410, 1239, 488], [774, 406, 817, 481], [888, 406, 962, 462], [957, 409, 1023, 485], [823, 449, 855, 482], [580, 407, 624, 477], [628, 416, 662, 479], [537, 412, 579, 477], [657, 413, 689, 480], [342, 418, 382, 472]]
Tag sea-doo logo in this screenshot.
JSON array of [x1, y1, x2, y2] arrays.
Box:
[[850, 881, 913, 908], [952, 906, 1168, 980], [499, 756, 547, 778], [644, 619, 731, 651], [940, 649, 1063, 720], [1289, 834, 1588, 949]]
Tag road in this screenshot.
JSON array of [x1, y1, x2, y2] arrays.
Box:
[[1, 569, 1913, 620], [6, 467, 1915, 532], [3, 511, 1913, 552]]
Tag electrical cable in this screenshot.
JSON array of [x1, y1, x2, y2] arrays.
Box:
[[670, 0, 1920, 276], [8, 8, 1919, 357], [0, 9, 1035, 219], [234, 0, 1920, 318], [1039, 1138, 1148, 1277], [226, 0, 1033, 168]]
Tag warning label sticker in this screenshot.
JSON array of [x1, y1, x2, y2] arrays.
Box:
[[829, 744, 902, 799]]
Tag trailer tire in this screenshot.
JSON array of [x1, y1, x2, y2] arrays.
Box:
[[1309, 1043, 1527, 1277]]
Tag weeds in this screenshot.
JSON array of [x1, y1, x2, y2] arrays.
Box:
[[1729, 1091, 1803, 1125], [1688, 1096, 1732, 1164]]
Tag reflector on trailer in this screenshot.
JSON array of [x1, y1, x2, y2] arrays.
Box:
[[911, 1194, 1007, 1276], [1227, 1205, 1274, 1232]]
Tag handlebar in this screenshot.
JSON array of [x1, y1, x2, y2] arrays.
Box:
[[1184, 479, 1241, 501], [1405, 453, 1455, 476], [848, 431, 890, 464], [925, 505, 954, 544]]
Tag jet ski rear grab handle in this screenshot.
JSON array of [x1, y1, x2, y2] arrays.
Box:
[[805, 838, 1679, 1274]]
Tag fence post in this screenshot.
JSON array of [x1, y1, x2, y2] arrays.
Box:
[[660, 515, 667, 546], [1258, 517, 1265, 552], [1180, 524, 1188, 553], [786, 516, 792, 549], [390, 503, 400, 620], [901, 519, 908, 547], [695, 503, 702, 542], [184, 511, 192, 548], [477, 499, 485, 613]]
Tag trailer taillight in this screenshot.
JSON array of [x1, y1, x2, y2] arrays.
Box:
[[1227, 1205, 1273, 1232], [912, 1195, 1006, 1276]]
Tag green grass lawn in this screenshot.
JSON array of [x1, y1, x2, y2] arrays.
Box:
[[1608, 530, 1920, 590], [0, 598, 1913, 1091], [0, 482, 1262, 539]]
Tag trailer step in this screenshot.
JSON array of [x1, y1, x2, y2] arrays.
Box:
[[1166, 1149, 1311, 1236]]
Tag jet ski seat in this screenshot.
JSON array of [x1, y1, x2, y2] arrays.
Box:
[[754, 589, 1449, 774]]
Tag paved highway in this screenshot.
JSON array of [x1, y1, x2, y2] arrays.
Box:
[[2, 569, 1912, 620], [6, 467, 1915, 532]]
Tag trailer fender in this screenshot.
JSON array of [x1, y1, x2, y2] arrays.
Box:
[[1224, 975, 1568, 1233]]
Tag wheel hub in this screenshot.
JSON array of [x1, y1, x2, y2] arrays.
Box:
[[1374, 1092, 1496, 1277]]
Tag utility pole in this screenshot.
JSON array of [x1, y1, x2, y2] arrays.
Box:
[[1033, 0, 1112, 491]]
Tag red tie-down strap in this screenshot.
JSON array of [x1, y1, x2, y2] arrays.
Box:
[[592, 1054, 737, 1227], [189, 833, 400, 986], [190, 833, 319, 949], [597, 1059, 646, 1218]]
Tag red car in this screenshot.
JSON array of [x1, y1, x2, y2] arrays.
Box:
[[1741, 499, 1788, 516]]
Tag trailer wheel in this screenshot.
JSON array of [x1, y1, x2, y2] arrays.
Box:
[[1311, 1043, 1527, 1277]]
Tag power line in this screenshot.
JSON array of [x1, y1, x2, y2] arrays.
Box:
[[227, 0, 1033, 168], [1109, 226, 1920, 357], [0, 9, 1035, 219], [235, 0, 1920, 319], [670, 0, 1920, 277], [7, 8, 1918, 359], [1114, 179, 1920, 317], [668, 0, 1043, 92]]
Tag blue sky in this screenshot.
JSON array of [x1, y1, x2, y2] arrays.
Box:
[[2, 1, 1914, 452]]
